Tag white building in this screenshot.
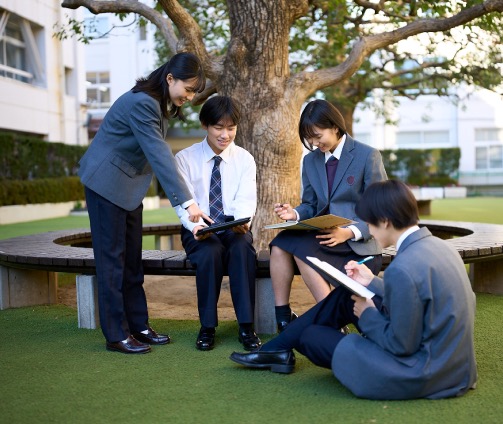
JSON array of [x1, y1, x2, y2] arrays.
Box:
[[83, 6, 158, 137], [353, 87, 503, 195], [0, 0, 87, 145]]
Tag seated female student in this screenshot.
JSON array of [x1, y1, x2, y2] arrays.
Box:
[[230, 180, 477, 400], [270, 99, 387, 332]]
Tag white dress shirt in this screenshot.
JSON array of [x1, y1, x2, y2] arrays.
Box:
[[174, 138, 257, 232]]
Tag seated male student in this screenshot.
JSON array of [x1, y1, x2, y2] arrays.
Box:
[[230, 180, 477, 400], [174, 96, 261, 352]]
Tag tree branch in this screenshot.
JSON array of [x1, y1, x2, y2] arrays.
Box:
[[300, 0, 503, 96], [61, 0, 178, 51], [156, 1, 213, 70]]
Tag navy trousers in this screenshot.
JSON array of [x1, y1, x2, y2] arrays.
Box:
[[85, 187, 148, 342], [181, 226, 256, 328], [263, 287, 382, 369]]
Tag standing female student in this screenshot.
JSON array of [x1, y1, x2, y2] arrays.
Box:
[[270, 99, 387, 332], [79, 52, 208, 354]]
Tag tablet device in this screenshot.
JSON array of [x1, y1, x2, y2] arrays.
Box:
[[196, 217, 251, 236]]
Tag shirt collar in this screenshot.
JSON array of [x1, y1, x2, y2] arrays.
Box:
[[396, 225, 421, 251], [325, 134, 346, 163], [202, 138, 233, 163]]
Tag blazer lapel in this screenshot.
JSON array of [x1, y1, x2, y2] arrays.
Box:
[[330, 136, 355, 197]]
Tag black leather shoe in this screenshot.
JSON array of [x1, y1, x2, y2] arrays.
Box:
[[277, 311, 298, 333], [106, 336, 151, 354], [230, 349, 295, 374], [238, 328, 262, 351], [132, 326, 170, 345], [196, 327, 215, 351]]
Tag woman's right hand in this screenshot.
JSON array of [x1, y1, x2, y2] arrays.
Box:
[[273, 203, 296, 221]]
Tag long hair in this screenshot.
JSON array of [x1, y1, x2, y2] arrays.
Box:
[[132, 52, 205, 120], [356, 180, 419, 229], [299, 99, 347, 151]]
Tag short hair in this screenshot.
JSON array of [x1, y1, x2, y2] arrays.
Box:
[[199, 96, 241, 127], [355, 180, 419, 230], [299, 99, 347, 151], [133, 52, 205, 120]]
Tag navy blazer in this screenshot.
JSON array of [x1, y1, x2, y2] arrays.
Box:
[[296, 136, 387, 256], [79, 90, 191, 211]]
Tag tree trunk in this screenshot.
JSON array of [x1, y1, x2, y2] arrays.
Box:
[[218, 0, 307, 250]]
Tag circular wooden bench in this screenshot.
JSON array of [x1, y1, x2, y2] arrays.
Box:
[[1, 220, 502, 333]]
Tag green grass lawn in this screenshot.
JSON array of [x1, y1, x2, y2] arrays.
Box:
[[1, 197, 503, 423], [2, 197, 503, 241]]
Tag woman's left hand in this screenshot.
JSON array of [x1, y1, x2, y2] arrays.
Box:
[[316, 227, 354, 247]]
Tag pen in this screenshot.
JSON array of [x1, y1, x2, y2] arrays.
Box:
[[357, 256, 374, 265]]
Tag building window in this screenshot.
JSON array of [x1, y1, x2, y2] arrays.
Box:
[[396, 130, 450, 147], [0, 10, 44, 85], [475, 128, 503, 170], [475, 128, 503, 142], [86, 71, 110, 108]]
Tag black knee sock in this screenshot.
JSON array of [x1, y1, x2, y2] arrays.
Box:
[[239, 323, 253, 332], [275, 304, 292, 323]]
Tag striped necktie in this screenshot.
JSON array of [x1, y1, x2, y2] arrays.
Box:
[[209, 156, 224, 223]]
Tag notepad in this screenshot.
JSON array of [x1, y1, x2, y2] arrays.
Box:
[[306, 256, 375, 298]]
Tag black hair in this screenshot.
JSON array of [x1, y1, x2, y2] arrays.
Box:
[[199, 96, 241, 127], [132, 52, 205, 120], [299, 99, 347, 151], [355, 180, 419, 230]]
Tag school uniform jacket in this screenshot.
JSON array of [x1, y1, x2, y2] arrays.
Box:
[[78, 90, 191, 210], [296, 136, 387, 256], [332, 227, 478, 399]]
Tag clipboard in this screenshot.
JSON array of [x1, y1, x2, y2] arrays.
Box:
[[306, 256, 375, 298], [196, 217, 251, 236]]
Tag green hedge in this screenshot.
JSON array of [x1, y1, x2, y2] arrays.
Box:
[[380, 148, 461, 186], [0, 177, 85, 207], [0, 132, 87, 180], [0, 177, 158, 207]]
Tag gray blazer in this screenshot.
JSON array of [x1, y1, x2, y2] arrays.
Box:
[[296, 136, 387, 255], [78, 90, 191, 211], [332, 228, 478, 400]]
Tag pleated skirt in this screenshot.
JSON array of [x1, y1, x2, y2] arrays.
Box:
[[269, 230, 382, 286]]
